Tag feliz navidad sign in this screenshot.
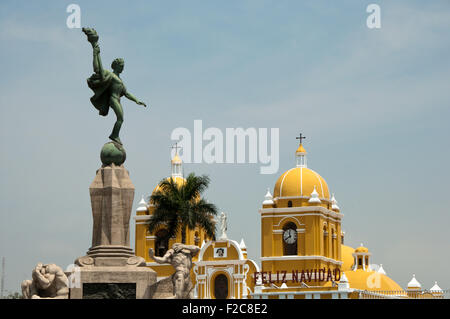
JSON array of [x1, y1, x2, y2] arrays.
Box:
[[254, 268, 341, 284]]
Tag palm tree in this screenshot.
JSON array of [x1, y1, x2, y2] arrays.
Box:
[[148, 173, 218, 244]]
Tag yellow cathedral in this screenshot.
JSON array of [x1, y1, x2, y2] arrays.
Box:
[[134, 139, 444, 299]]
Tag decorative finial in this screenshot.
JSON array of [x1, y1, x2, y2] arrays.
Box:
[[331, 193, 340, 211], [136, 195, 148, 212], [308, 185, 321, 203], [263, 188, 274, 205]]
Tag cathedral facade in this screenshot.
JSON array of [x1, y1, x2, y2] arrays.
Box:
[[134, 140, 444, 299]]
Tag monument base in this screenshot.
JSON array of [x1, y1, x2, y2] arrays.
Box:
[[68, 265, 156, 299], [69, 251, 156, 299]]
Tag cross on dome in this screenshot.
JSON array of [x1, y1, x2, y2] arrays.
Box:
[[296, 133, 306, 145], [171, 142, 182, 156]]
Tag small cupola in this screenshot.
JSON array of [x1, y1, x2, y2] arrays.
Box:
[[171, 143, 183, 178], [407, 274, 422, 290], [352, 243, 371, 271], [295, 133, 307, 168]]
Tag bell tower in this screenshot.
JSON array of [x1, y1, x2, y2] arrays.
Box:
[[259, 137, 343, 286]]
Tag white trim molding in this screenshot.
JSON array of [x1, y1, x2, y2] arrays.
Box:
[[274, 196, 332, 204], [260, 255, 343, 266], [260, 206, 343, 222], [134, 215, 151, 222]]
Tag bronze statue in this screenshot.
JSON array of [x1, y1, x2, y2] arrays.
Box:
[[82, 28, 147, 145]]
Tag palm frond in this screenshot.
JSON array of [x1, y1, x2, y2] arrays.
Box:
[[147, 173, 218, 243]]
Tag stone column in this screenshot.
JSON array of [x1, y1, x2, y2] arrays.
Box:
[[90, 164, 134, 247], [81, 164, 137, 266]]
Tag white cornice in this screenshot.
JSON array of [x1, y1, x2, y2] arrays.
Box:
[[274, 196, 332, 204], [260, 206, 343, 221], [273, 229, 305, 234], [195, 260, 248, 267], [261, 255, 343, 265], [134, 215, 151, 221]]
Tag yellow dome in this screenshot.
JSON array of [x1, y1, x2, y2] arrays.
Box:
[[273, 167, 330, 199], [152, 176, 186, 194], [341, 245, 355, 271], [344, 269, 405, 293], [355, 246, 369, 253]]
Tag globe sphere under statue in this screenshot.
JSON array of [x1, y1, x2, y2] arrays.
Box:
[[100, 141, 126, 166]]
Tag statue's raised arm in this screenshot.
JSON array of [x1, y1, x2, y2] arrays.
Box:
[[82, 28, 105, 78]]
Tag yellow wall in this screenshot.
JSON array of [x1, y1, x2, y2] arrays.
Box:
[[260, 198, 343, 288]]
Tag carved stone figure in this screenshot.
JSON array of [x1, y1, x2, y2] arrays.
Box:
[[21, 263, 69, 299], [219, 211, 228, 240], [149, 243, 200, 299]]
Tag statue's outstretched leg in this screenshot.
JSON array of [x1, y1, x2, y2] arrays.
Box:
[[109, 97, 124, 145], [173, 272, 185, 299]]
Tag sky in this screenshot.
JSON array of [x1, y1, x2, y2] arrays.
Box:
[[0, 0, 449, 294]]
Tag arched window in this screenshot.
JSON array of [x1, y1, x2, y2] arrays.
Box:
[[283, 222, 297, 256], [287, 201, 292, 207], [214, 274, 229, 299], [155, 229, 169, 257]]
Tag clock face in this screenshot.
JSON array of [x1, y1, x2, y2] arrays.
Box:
[[283, 229, 297, 244]]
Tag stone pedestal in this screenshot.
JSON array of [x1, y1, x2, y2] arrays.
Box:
[[70, 164, 156, 299]]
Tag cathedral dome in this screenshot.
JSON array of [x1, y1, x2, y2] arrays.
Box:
[[273, 141, 330, 200], [344, 270, 405, 293], [273, 167, 330, 199], [152, 176, 186, 195], [341, 245, 355, 271]]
